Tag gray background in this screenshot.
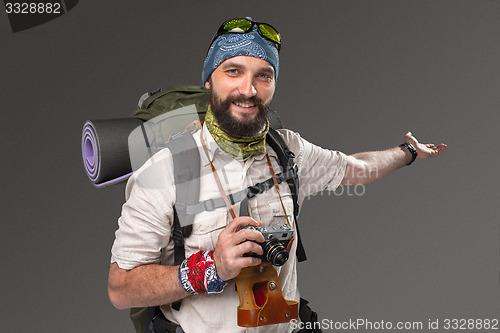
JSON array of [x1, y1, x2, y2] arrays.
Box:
[[2, 1, 499, 332]]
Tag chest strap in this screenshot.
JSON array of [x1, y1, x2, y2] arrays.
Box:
[[174, 166, 297, 216]]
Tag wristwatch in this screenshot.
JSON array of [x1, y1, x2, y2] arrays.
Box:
[[400, 142, 418, 165]]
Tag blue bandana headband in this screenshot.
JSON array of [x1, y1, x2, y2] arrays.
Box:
[[201, 26, 280, 84]]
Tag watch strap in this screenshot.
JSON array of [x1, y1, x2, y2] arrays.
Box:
[[400, 142, 418, 165]]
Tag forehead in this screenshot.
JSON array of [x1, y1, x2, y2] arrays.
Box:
[[218, 56, 275, 73]]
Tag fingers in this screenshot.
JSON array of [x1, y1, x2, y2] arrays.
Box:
[[237, 238, 264, 256], [420, 142, 447, 158], [404, 131, 447, 159], [233, 227, 266, 244], [223, 216, 261, 234], [213, 216, 265, 281], [432, 143, 448, 156], [239, 256, 263, 268], [220, 217, 265, 255]]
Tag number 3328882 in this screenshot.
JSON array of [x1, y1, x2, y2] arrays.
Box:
[[5, 3, 61, 14]]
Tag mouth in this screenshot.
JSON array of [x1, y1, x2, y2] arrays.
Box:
[[233, 101, 256, 108], [232, 101, 257, 113]]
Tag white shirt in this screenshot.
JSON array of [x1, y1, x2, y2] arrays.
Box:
[[111, 124, 347, 333]]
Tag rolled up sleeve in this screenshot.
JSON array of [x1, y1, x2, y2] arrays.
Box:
[[277, 129, 347, 201], [110, 149, 176, 270]]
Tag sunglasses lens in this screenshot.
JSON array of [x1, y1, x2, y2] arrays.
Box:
[[259, 24, 281, 44], [223, 19, 252, 32]]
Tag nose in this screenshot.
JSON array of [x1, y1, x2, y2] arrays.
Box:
[[237, 75, 257, 98]]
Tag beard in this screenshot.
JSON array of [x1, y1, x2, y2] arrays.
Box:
[[209, 88, 269, 138]]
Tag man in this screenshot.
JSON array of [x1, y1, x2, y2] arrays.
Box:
[[108, 18, 447, 333]]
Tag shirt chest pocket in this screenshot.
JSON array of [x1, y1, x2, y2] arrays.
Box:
[[267, 195, 294, 226], [185, 209, 228, 253]]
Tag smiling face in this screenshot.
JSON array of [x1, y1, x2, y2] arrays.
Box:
[[205, 56, 276, 137]]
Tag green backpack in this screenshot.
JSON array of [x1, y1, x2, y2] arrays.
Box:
[[126, 85, 306, 333], [132, 85, 210, 121]]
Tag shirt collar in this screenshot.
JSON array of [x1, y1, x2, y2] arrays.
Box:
[[198, 123, 219, 167]]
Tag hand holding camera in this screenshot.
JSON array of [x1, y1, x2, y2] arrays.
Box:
[[213, 216, 266, 281]]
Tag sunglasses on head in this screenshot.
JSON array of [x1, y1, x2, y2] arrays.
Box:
[[209, 18, 281, 52]]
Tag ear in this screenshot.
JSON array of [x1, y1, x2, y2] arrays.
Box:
[[204, 80, 210, 89]]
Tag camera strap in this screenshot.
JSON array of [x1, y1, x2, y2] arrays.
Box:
[[200, 128, 237, 219], [265, 153, 292, 227], [200, 128, 292, 223], [265, 153, 295, 251]]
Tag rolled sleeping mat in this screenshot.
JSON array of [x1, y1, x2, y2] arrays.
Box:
[[81, 109, 284, 188], [82, 118, 143, 187]]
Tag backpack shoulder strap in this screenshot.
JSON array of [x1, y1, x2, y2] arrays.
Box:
[[165, 131, 200, 312], [166, 131, 200, 264], [266, 128, 307, 262], [168, 131, 201, 230]]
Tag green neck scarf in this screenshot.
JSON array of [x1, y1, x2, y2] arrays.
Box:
[[204, 106, 269, 160]]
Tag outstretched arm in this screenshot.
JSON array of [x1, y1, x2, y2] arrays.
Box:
[[340, 132, 447, 186]]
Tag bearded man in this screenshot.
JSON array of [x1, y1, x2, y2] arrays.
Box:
[[107, 17, 447, 333]]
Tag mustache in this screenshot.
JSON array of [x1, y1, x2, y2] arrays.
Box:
[[227, 94, 264, 106]]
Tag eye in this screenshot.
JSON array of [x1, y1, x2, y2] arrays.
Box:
[[257, 72, 274, 81], [226, 69, 240, 76]]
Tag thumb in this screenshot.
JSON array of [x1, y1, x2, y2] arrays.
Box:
[[404, 131, 417, 145]]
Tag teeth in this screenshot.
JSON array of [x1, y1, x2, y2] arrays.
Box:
[[234, 102, 255, 108]]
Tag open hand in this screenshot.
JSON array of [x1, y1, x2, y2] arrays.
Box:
[[404, 132, 447, 159]]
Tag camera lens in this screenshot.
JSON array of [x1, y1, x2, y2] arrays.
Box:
[[263, 239, 289, 266]]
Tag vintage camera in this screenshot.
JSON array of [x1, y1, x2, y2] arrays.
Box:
[[241, 224, 294, 267]]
